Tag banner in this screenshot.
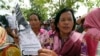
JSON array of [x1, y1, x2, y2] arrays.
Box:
[[15, 4, 41, 55]]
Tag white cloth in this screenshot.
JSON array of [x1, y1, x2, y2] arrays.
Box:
[[6, 15, 18, 29], [6, 35, 14, 43]]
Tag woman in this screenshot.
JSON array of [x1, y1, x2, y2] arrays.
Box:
[[28, 13, 49, 48], [0, 15, 19, 45], [39, 8, 87, 56], [48, 18, 55, 35], [83, 8, 100, 56], [0, 27, 21, 56], [46, 18, 55, 49], [76, 15, 85, 33]]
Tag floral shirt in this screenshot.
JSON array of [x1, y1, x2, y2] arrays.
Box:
[[81, 39, 88, 56], [36, 29, 49, 48]]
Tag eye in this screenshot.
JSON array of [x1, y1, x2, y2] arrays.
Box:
[[60, 18, 66, 22], [67, 18, 73, 21], [34, 18, 38, 21]]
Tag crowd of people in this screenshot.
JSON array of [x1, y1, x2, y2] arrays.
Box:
[[0, 7, 100, 56]]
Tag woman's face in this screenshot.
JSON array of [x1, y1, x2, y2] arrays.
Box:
[[50, 19, 55, 30], [57, 11, 74, 34], [29, 14, 41, 29]]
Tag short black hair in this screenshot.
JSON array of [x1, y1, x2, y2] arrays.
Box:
[[27, 13, 41, 21], [0, 15, 9, 28], [54, 8, 76, 32]]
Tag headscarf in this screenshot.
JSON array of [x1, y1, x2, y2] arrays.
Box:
[[51, 31, 82, 56], [0, 27, 7, 46], [83, 8, 100, 56], [84, 8, 100, 40]]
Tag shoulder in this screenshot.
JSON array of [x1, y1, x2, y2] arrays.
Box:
[[6, 44, 21, 56], [39, 29, 49, 37], [40, 28, 48, 32], [70, 31, 83, 42], [40, 28, 48, 34], [72, 31, 82, 36], [0, 44, 21, 56]]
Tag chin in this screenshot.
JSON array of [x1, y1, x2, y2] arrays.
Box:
[[63, 30, 71, 34]]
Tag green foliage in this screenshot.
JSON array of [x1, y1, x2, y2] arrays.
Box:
[[21, 0, 50, 21], [49, 0, 84, 17], [1, 0, 100, 21], [0, 0, 10, 9], [32, 0, 50, 6], [83, 0, 100, 11], [0, 0, 5, 4], [83, 0, 94, 11], [96, 0, 100, 7]]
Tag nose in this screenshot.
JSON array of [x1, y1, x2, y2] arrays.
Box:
[[64, 20, 69, 25]]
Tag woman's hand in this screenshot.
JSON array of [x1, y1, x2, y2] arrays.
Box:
[[38, 49, 57, 56], [14, 36, 19, 45]]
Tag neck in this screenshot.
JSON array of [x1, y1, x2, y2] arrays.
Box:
[[32, 28, 40, 35], [59, 32, 70, 41]]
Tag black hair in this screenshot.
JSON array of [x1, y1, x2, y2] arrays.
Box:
[[27, 13, 41, 21], [81, 18, 85, 25], [50, 17, 55, 23], [54, 8, 76, 32], [0, 15, 9, 28]]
